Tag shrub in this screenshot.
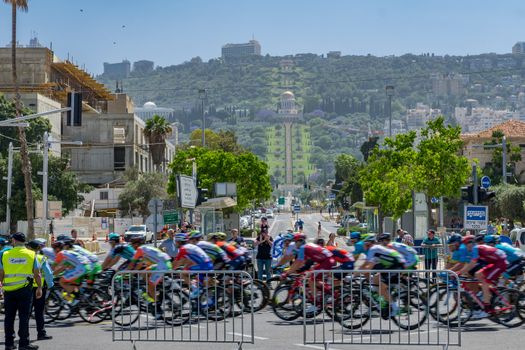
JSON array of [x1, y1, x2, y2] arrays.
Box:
[[336, 228, 347, 236]]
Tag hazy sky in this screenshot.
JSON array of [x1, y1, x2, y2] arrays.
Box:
[[0, 0, 524, 74]]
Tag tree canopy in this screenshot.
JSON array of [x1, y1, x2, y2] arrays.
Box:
[[118, 171, 168, 217], [144, 114, 172, 168]]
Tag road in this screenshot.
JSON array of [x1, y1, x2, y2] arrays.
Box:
[[8, 214, 524, 349]]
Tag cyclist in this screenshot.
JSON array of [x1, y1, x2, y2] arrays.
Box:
[[172, 233, 213, 292], [128, 236, 172, 303], [208, 232, 247, 270], [41, 246, 56, 265], [52, 240, 92, 304], [377, 233, 419, 270], [348, 232, 367, 260], [274, 232, 297, 268], [187, 230, 230, 270], [457, 235, 507, 315], [359, 235, 406, 317], [102, 233, 136, 271], [316, 238, 355, 270], [484, 235, 524, 281], [282, 234, 335, 305], [0, 236, 13, 254], [63, 238, 101, 283]]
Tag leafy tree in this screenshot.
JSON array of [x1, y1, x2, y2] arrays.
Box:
[[491, 184, 525, 222], [482, 130, 522, 185], [333, 154, 362, 207], [0, 153, 91, 224], [189, 129, 245, 154], [144, 115, 172, 169], [167, 147, 271, 210], [118, 172, 168, 216], [360, 136, 379, 161]]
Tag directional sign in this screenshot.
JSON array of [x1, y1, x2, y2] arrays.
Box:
[[278, 196, 285, 205], [177, 175, 197, 209], [163, 210, 179, 225], [293, 204, 301, 213], [463, 205, 488, 230], [431, 197, 439, 204], [481, 176, 491, 189], [147, 198, 163, 214], [328, 193, 336, 200], [146, 214, 164, 233]]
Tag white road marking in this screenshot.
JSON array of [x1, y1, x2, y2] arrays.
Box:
[[294, 343, 341, 350], [228, 332, 268, 340]]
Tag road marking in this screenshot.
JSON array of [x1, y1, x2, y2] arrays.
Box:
[[294, 344, 341, 350], [228, 332, 268, 340]]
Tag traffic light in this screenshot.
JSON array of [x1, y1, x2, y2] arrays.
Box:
[[304, 183, 308, 190], [67, 92, 82, 126], [478, 188, 496, 203], [196, 187, 209, 206]]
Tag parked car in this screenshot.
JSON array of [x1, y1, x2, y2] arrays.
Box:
[[240, 216, 250, 229], [510, 228, 525, 252], [266, 209, 274, 219], [341, 214, 360, 228], [358, 223, 368, 229], [124, 225, 152, 243]]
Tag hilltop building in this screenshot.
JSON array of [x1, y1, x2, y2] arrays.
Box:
[[221, 40, 261, 59], [455, 106, 519, 133], [406, 103, 441, 131], [103, 60, 131, 80], [134, 101, 175, 121], [431, 73, 467, 96], [512, 42, 525, 54], [133, 60, 154, 74]]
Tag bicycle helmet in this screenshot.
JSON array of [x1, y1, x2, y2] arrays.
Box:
[[293, 233, 306, 241], [175, 232, 188, 242], [108, 233, 120, 242], [316, 238, 325, 246], [462, 235, 475, 244], [447, 234, 462, 244], [130, 236, 145, 244], [349, 231, 361, 240], [363, 234, 376, 243], [188, 230, 202, 240], [56, 234, 72, 242], [51, 240, 65, 249], [215, 232, 227, 240], [0, 237, 8, 246], [27, 240, 42, 250], [377, 233, 391, 241], [283, 232, 294, 241], [484, 235, 498, 244]]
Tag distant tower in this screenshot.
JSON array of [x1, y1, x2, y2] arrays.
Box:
[[278, 91, 303, 185]]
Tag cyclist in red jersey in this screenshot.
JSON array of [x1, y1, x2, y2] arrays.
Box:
[[458, 241, 507, 313], [316, 238, 354, 270]]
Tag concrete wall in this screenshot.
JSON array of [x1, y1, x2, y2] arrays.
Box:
[[0, 48, 54, 86]]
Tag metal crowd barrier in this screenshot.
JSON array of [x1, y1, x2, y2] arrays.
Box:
[[414, 246, 448, 271], [302, 269, 461, 350], [111, 270, 255, 350]]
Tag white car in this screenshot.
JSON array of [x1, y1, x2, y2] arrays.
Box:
[[240, 217, 250, 229], [124, 225, 152, 243], [266, 209, 274, 219], [510, 228, 525, 252]]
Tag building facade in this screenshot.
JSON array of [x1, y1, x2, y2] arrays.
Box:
[[134, 101, 175, 121], [221, 40, 261, 59], [512, 42, 525, 54], [103, 60, 131, 80], [133, 60, 154, 74]]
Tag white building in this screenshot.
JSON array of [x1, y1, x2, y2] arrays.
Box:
[[134, 101, 175, 121], [383, 119, 406, 136], [406, 103, 441, 131], [455, 107, 520, 133]]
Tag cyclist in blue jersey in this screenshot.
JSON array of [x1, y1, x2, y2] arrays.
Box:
[[484, 235, 524, 280], [102, 233, 136, 270], [348, 232, 369, 260]]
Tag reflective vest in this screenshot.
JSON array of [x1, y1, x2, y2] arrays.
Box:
[[1, 247, 35, 292], [33, 254, 47, 288]]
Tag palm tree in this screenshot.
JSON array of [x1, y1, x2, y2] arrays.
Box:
[[143, 115, 172, 171], [4, 0, 35, 237]]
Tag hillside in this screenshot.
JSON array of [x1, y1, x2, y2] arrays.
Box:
[[97, 52, 525, 184]]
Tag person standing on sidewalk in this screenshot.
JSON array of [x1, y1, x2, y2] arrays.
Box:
[[159, 229, 178, 261], [27, 239, 54, 341], [421, 230, 441, 271], [0, 232, 42, 350], [255, 230, 273, 281]]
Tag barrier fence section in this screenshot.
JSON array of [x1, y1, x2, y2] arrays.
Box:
[[303, 269, 461, 350], [414, 246, 448, 271], [111, 270, 255, 350]]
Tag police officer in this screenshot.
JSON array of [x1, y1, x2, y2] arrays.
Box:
[[27, 239, 54, 341], [0, 232, 42, 350]]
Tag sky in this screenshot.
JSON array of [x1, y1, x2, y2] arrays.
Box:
[[0, 0, 524, 75]]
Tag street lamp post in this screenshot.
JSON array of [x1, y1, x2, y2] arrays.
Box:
[[198, 89, 207, 147], [385, 85, 395, 138], [6, 142, 13, 232]]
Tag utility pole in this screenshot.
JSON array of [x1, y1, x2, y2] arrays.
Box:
[[42, 131, 49, 235], [386, 85, 394, 138], [199, 89, 207, 147], [472, 164, 478, 204], [502, 136, 507, 184], [6, 142, 13, 233]]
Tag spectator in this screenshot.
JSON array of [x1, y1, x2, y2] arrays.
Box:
[[228, 229, 245, 247], [260, 217, 269, 235], [317, 221, 322, 237], [159, 229, 178, 260], [396, 229, 414, 246], [70, 229, 85, 248], [326, 232, 338, 247], [421, 229, 441, 271], [255, 230, 273, 282]]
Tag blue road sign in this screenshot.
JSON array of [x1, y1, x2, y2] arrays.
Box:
[[328, 193, 336, 200], [293, 204, 301, 212], [431, 197, 439, 204], [481, 176, 491, 189], [464, 205, 488, 230]]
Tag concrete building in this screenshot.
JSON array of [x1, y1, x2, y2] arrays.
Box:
[[103, 60, 131, 80], [383, 119, 406, 136], [512, 42, 525, 54], [221, 40, 261, 59], [462, 120, 525, 183], [406, 103, 441, 131], [133, 60, 154, 74], [134, 101, 175, 121], [327, 51, 341, 58], [431, 73, 466, 96], [455, 106, 519, 133]]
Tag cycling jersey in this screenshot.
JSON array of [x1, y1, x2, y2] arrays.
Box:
[[175, 243, 212, 266], [364, 245, 406, 268], [474, 245, 507, 284], [132, 245, 171, 266], [55, 250, 91, 283], [296, 243, 333, 262], [495, 243, 524, 263], [284, 242, 297, 257], [352, 241, 366, 257], [41, 247, 56, 264], [216, 241, 244, 260], [109, 243, 136, 261], [454, 243, 478, 263], [388, 242, 419, 269], [326, 246, 354, 269], [72, 245, 98, 264], [197, 241, 230, 264]]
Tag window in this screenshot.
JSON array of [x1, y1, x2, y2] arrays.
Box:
[[100, 191, 109, 200], [113, 127, 126, 144], [114, 147, 126, 171]]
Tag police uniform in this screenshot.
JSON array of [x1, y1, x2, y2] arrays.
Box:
[[29, 240, 54, 341], [0, 233, 40, 350]]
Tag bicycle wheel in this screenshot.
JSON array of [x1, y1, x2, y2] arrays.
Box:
[[390, 290, 428, 330], [79, 288, 112, 324], [199, 285, 231, 321], [241, 279, 269, 312], [489, 287, 523, 328], [162, 289, 191, 326], [45, 289, 72, 322], [271, 285, 302, 321], [113, 294, 141, 327], [332, 291, 370, 330]]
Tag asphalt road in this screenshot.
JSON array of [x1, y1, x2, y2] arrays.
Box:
[[4, 214, 523, 350]]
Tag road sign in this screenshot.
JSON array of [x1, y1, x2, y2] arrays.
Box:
[[463, 205, 488, 230], [293, 204, 301, 213], [163, 210, 179, 225], [147, 198, 163, 214], [481, 176, 491, 189], [146, 214, 164, 233], [278, 196, 285, 205], [431, 197, 439, 204], [177, 175, 197, 209], [328, 193, 336, 200]]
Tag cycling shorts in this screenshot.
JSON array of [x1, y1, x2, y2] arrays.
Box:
[[189, 261, 213, 282], [505, 258, 525, 278], [478, 262, 507, 284], [332, 262, 354, 279], [311, 258, 336, 281], [373, 262, 404, 284], [147, 262, 172, 286], [468, 261, 487, 276], [229, 256, 246, 270], [62, 265, 89, 283]]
